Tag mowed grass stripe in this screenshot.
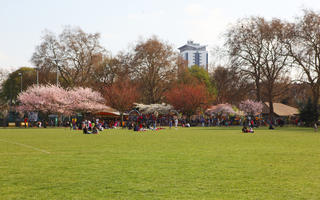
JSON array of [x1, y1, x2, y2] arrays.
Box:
[[0, 139, 50, 154], [0, 127, 320, 200]]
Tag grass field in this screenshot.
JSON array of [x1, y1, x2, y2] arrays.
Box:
[[0, 126, 320, 200]]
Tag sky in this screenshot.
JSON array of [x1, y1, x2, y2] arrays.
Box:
[[1, 0, 320, 70]]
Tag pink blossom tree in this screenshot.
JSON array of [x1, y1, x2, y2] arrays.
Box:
[[239, 100, 263, 116], [17, 85, 70, 115], [17, 85, 108, 116], [68, 87, 107, 114]]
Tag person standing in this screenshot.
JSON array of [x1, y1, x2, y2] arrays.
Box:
[[175, 118, 178, 128], [169, 119, 173, 129], [24, 117, 28, 128]]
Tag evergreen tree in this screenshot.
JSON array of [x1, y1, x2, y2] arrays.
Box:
[[299, 98, 319, 126]]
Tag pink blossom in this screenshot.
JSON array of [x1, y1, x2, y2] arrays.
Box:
[[239, 100, 263, 116], [68, 87, 107, 113], [17, 85, 108, 115]]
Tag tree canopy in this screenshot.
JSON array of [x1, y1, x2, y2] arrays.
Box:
[[165, 83, 209, 117], [3, 10, 320, 121], [31, 27, 107, 88], [17, 85, 107, 115], [0, 67, 36, 105]]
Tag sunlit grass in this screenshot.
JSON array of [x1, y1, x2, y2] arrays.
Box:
[[0, 126, 319, 199]]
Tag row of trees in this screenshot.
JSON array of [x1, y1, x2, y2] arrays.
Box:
[[225, 10, 320, 121], [0, 30, 215, 118], [0, 9, 319, 123]]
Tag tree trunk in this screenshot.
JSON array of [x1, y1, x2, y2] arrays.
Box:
[[312, 86, 319, 107], [255, 79, 261, 101], [311, 86, 319, 124], [120, 112, 123, 127], [268, 97, 274, 129]]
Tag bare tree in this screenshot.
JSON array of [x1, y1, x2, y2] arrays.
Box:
[[284, 10, 320, 108], [226, 17, 290, 122], [283, 82, 312, 107], [31, 27, 106, 88], [210, 66, 252, 104], [131, 37, 177, 104], [259, 19, 290, 121], [90, 52, 134, 92], [225, 17, 265, 101]]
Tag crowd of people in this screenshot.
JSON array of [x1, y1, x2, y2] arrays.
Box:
[[20, 113, 305, 135]]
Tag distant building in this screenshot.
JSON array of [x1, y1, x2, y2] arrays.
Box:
[[178, 40, 208, 71]]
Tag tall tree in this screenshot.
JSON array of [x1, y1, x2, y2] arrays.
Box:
[[299, 98, 319, 126], [227, 17, 290, 121], [0, 68, 11, 118], [211, 66, 252, 104], [283, 83, 311, 107], [176, 63, 199, 85], [226, 17, 264, 101], [165, 83, 209, 119], [176, 64, 215, 101], [91, 52, 134, 92], [31, 27, 106, 88], [0, 67, 37, 105], [259, 19, 290, 120], [103, 77, 140, 126], [189, 65, 213, 94], [284, 10, 320, 108], [131, 37, 177, 104]]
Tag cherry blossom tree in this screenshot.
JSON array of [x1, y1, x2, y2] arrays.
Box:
[[17, 85, 107, 116], [17, 85, 70, 115], [68, 87, 107, 114], [239, 99, 263, 116]]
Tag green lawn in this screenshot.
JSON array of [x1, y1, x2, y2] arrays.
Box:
[[0, 127, 320, 199]]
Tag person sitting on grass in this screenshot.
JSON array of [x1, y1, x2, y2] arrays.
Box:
[[83, 125, 98, 134], [92, 126, 99, 134], [98, 123, 104, 131], [242, 126, 254, 133], [83, 126, 89, 134], [248, 127, 254, 133], [242, 126, 248, 133]]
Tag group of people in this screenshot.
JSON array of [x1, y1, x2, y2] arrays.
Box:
[[127, 116, 179, 131], [242, 126, 254, 133], [81, 119, 104, 134]]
